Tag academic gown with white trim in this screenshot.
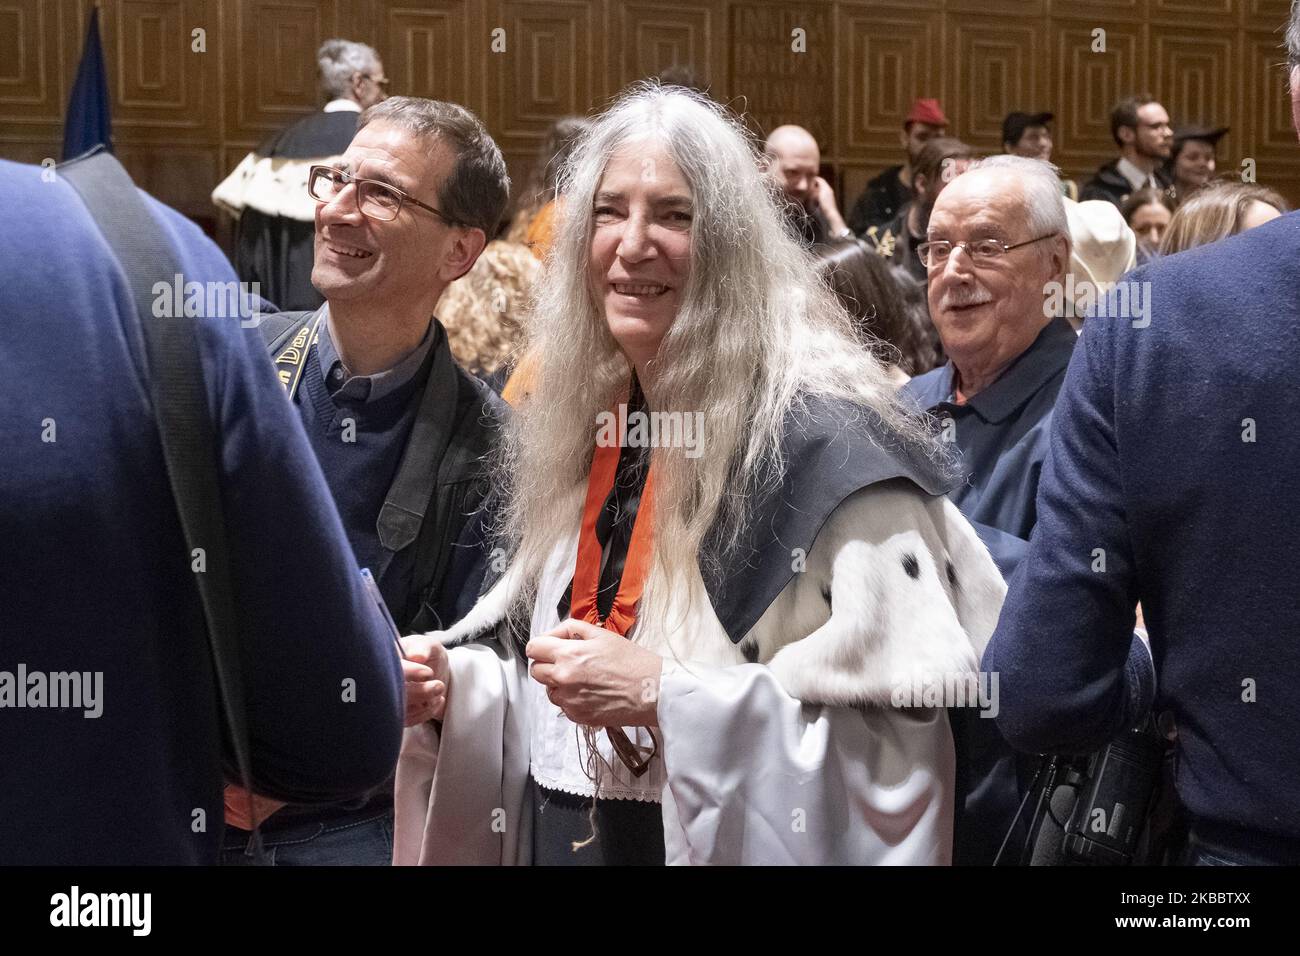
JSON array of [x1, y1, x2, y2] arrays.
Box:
[[393, 471, 1007, 865]]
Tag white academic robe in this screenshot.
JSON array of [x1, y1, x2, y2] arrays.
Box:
[[393, 480, 1006, 865]]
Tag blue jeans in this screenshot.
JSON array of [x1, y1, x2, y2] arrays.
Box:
[[221, 807, 393, 866]]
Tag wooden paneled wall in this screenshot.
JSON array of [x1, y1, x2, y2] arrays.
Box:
[[3, 0, 1298, 247]]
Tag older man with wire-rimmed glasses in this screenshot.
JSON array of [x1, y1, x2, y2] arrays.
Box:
[[221, 97, 510, 866], [901, 155, 1078, 865]]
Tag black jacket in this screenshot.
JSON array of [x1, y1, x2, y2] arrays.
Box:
[[259, 311, 506, 633], [848, 165, 910, 236], [1080, 159, 1173, 209], [869, 204, 927, 284]]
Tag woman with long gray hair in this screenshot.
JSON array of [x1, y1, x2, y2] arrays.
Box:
[[394, 84, 1006, 865]]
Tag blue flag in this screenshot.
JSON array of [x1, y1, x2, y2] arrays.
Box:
[[62, 7, 112, 160]]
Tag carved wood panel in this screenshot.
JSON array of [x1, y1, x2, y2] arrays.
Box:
[[0, 0, 62, 139], [376, 2, 475, 110], [949, 16, 1043, 148], [838, 5, 942, 165], [99, 0, 218, 142], [1, 0, 1298, 240], [1048, 0, 1145, 20], [615, 2, 713, 93], [1151, 0, 1236, 27], [1152, 29, 1238, 159], [223, 0, 345, 144], [729, 1, 833, 146], [1051, 19, 1145, 171]]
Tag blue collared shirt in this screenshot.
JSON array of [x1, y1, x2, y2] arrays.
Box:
[[315, 310, 437, 405], [903, 315, 1078, 577], [903, 315, 1079, 863]]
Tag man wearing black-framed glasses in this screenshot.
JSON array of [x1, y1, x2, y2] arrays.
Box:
[[307, 164, 465, 226], [902, 155, 1079, 866], [225, 96, 511, 868]]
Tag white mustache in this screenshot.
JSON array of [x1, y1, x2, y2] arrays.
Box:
[[939, 285, 994, 311]]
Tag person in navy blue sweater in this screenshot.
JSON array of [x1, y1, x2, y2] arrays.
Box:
[[985, 13, 1300, 861], [0, 158, 405, 865]]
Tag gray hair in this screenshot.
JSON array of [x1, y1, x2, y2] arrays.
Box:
[[317, 39, 381, 101], [358, 96, 510, 235], [495, 82, 946, 626], [964, 155, 1070, 242], [1288, 1, 1300, 70]]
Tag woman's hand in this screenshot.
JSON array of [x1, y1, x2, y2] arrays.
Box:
[[399, 632, 450, 727], [526, 619, 662, 727]]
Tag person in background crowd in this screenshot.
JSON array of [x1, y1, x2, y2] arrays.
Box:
[[494, 116, 596, 404], [1121, 187, 1176, 264], [213, 39, 387, 311], [812, 237, 942, 378], [848, 98, 949, 236], [0, 157, 403, 865], [222, 96, 510, 866], [1081, 95, 1174, 208], [1159, 181, 1287, 256], [435, 241, 540, 389], [1166, 124, 1229, 204], [902, 156, 1076, 864], [1062, 197, 1137, 330], [984, 1, 1300, 867], [867, 137, 975, 282], [764, 124, 853, 244], [655, 64, 710, 96], [504, 116, 594, 260], [1002, 111, 1078, 200]]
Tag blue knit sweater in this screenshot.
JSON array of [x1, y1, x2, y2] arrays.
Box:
[[0, 159, 403, 864], [986, 213, 1300, 860], [293, 337, 430, 616]]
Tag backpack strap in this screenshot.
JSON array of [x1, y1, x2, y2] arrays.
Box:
[[59, 146, 264, 860]]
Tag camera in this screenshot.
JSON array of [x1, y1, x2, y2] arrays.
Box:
[[1017, 718, 1168, 866]]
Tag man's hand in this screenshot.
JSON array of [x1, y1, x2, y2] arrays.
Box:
[[224, 784, 286, 830], [400, 632, 450, 727], [812, 175, 850, 235], [526, 619, 662, 727]]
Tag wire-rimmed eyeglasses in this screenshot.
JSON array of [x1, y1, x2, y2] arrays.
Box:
[[916, 233, 1057, 269]]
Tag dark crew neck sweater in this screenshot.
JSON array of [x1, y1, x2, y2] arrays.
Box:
[[293, 337, 436, 620]]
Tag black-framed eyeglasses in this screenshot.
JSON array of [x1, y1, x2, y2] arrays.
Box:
[[916, 233, 1057, 269], [307, 164, 463, 226]]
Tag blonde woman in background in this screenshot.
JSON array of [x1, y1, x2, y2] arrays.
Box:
[[1159, 181, 1287, 256]]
